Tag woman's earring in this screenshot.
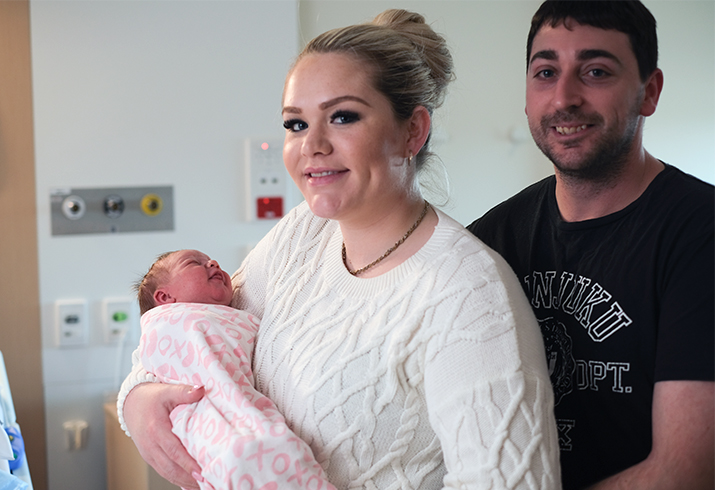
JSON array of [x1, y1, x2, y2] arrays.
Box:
[[407, 152, 413, 166]]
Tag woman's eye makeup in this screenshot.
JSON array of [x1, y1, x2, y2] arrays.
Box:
[[283, 119, 307, 132], [331, 110, 359, 124], [282, 110, 359, 131]]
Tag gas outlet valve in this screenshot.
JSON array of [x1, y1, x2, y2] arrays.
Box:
[[61, 195, 86, 220], [140, 193, 163, 216], [103, 195, 125, 218]]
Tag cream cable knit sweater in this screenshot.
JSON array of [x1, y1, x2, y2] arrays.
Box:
[[119, 202, 560, 489]]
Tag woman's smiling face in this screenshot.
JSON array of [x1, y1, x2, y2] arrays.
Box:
[[281, 53, 412, 224]]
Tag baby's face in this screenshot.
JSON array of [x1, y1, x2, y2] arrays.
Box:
[[160, 250, 233, 306]]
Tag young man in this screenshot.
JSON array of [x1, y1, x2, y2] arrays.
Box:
[[468, 1, 714, 489]]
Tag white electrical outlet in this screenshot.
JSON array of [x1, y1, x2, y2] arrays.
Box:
[[102, 298, 135, 344], [55, 299, 89, 347], [244, 137, 289, 221]]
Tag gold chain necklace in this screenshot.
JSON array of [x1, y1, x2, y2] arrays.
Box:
[[342, 201, 430, 276]]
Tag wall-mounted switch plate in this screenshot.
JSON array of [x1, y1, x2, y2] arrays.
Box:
[[55, 299, 89, 347], [102, 298, 136, 344], [244, 138, 289, 221]]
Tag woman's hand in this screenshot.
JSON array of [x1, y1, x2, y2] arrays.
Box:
[[124, 383, 205, 489]]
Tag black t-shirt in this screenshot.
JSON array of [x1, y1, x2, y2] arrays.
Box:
[[468, 164, 714, 490]]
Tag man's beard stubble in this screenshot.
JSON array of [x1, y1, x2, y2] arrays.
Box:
[[531, 94, 643, 187]]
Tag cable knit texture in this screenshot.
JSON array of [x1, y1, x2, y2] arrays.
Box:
[[119, 202, 560, 489]]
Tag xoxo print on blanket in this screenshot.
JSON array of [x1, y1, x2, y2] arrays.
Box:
[[139, 303, 335, 490]]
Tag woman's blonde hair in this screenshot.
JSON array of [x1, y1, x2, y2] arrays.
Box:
[[296, 9, 455, 175]]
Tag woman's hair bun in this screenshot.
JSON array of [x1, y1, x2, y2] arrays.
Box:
[[370, 9, 454, 99], [295, 8, 454, 200], [371, 8, 427, 28]]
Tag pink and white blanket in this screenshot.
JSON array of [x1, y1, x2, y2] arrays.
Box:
[[139, 303, 334, 490]]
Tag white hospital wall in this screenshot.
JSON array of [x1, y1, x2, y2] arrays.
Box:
[[645, 0, 715, 184], [29, 1, 713, 488], [31, 1, 298, 488], [300, 0, 715, 225]]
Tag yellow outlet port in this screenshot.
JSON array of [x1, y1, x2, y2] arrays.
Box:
[[140, 194, 163, 216]]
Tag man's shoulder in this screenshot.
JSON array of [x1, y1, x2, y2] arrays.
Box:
[[656, 164, 714, 200], [645, 164, 714, 224], [467, 175, 554, 237]]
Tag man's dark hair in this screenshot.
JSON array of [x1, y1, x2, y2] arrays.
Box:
[[526, 0, 658, 81]]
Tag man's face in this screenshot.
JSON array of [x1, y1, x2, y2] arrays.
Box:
[[525, 21, 650, 182]]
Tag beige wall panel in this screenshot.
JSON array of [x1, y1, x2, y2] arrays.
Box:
[[0, 1, 48, 488]]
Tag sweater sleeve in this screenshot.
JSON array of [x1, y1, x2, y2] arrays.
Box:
[[116, 346, 159, 436], [423, 247, 561, 489]]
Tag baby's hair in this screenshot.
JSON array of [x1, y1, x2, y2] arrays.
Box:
[[134, 251, 177, 315]]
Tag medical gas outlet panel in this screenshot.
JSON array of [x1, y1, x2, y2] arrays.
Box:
[[50, 186, 173, 235]]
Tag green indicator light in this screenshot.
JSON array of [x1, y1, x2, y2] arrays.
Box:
[[112, 311, 128, 322]]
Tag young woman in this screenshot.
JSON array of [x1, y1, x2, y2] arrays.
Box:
[[119, 10, 560, 489]]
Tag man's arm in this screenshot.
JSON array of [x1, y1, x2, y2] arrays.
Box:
[[588, 380, 714, 490]]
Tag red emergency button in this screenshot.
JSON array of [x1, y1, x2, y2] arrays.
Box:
[[256, 197, 284, 219]]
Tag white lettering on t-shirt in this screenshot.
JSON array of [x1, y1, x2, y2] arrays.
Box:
[[525, 271, 632, 342], [576, 360, 631, 393]]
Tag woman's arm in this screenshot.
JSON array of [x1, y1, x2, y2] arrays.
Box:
[[123, 383, 205, 489], [423, 248, 561, 489], [117, 345, 206, 488]]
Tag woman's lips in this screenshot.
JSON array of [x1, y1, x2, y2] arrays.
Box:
[[304, 168, 349, 184], [307, 170, 341, 177]]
